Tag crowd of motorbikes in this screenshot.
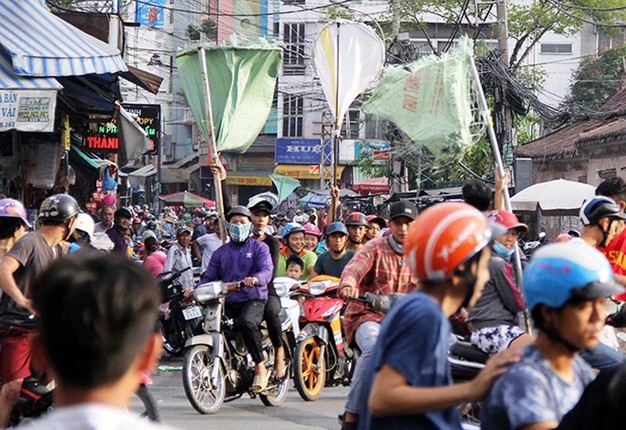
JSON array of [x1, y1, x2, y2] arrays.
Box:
[[154, 268, 490, 426]]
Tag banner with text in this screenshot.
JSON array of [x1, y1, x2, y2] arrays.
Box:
[[0, 89, 57, 132]]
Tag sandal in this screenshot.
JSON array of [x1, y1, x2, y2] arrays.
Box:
[[273, 358, 290, 381], [251, 371, 270, 393]]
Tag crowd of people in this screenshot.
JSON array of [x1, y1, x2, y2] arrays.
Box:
[[2, 172, 626, 429]]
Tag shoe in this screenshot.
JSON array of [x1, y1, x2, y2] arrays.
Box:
[[273, 358, 290, 381], [251, 371, 271, 393]]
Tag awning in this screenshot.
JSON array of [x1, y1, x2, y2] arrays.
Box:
[[182, 162, 200, 176], [165, 153, 198, 169], [69, 145, 99, 178], [352, 177, 389, 195], [0, 51, 62, 132], [129, 164, 157, 178], [0, 0, 127, 77], [274, 164, 345, 180], [120, 66, 163, 95]]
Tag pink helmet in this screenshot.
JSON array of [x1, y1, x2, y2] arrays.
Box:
[[0, 198, 32, 228], [303, 223, 322, 238]]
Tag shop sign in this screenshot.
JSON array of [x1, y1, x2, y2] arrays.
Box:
[[355, 141, 390, 165], [226, 176, 272, 186], [0, 90, 57, 132], [275, 138, 329, 164], [85, 104, 160, 154]]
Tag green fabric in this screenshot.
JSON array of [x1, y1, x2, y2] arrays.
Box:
[[276, 250, 317, 281], [176, 39, 282, 153], [270, 174, 300, 204], [363, 36, 474, 162]]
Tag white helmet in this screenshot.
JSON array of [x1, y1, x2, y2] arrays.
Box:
[[74, 212, 95, 240]]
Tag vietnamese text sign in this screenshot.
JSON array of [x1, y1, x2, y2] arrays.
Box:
[[226, 176, 273, 186], [275, 138, 328, 165], [84, 104, 160, 154], [0, 90, 57, 132], [136, 0, 165, 28]]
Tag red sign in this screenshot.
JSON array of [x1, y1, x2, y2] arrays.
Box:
[[96, 179, 103, 191], [373, 149, 390, 161]]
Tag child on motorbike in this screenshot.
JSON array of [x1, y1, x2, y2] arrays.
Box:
[[286, 255, 304, 281], [359, 202, 519, 430], [26, 252, 169, 429], [481, 243, 624, 430]]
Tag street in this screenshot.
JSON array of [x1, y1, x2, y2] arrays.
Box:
[[149, 357, 347, 430]]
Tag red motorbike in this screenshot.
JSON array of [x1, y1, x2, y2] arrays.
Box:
[[292, 276, 357, 401]]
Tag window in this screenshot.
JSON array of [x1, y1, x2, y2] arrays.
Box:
[[282, 94, 304, 137], [283, 0, 305, 4], [283, 23, 306, 75], [540, 43, 573, 54], [342, 109, 361, 139]]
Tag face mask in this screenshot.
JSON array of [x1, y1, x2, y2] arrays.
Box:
[[493, 241, 514, 257], [227, 223, 252, 243]]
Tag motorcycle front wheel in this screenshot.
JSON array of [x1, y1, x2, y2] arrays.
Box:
[[182, 345, 225, 414], [293, 336, 326, 401]]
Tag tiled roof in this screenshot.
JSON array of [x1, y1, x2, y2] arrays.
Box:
[[518, 86, 626, 159]]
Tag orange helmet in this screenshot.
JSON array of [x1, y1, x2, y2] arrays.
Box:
[[405, 202, 506, 283]]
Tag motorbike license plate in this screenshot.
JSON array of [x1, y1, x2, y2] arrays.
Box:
[[182, 306, 202, 320]]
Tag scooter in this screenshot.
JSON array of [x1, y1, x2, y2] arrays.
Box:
[[181, 280, 294, 415], [156, 268, 204, 356], [292, 275, 356, 401]]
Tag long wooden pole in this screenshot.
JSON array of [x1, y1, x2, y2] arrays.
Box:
[[469, 57, 531, 334], [328, 22, 341, 223], [199, 47, 227, 244]]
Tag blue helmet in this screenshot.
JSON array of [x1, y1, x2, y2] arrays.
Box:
[[523, 243, 622, 311], [281, 222, 305, 240], [325, 222, 348, 236]]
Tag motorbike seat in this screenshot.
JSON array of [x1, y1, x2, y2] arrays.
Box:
[[449, 341, 489, 364]]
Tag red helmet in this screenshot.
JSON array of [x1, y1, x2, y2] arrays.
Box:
[[344, 212, 369, 227], [405, 202, 506, 283], [366, 215, 387, 230], [303, 223, 322, 238], [487, 209, 527, 233]]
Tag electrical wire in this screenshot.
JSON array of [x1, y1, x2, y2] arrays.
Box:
[[544, 0, 626, 13]]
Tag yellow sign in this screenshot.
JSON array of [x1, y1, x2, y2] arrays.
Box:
[[226, 176, 272, 186], [274, 164, 344, 180]]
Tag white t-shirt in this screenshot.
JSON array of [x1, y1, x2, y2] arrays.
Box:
[[22, 403, 175, 430], [164, 242, 194, 290], [196, 233, 224, 273]]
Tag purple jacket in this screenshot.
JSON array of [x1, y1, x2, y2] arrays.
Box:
[[106, 226, 127, 255], [201, 238, 273, 303]]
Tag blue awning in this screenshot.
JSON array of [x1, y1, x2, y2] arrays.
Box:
[[0, 51, 61, 90], [0, 0, 127, 77]]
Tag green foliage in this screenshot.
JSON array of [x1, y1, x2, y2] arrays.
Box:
[[48, 0, 76, 12], [187, 19, 217, 41], [352, 143, 391, 179], [325, 6, 356, 22], [564, 44, 626, 113]]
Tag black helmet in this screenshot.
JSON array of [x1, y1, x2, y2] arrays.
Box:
[[580, 197, 626, 226], [344, 212, 369, 227], [226, 206, 252, 222], [39, 194, 79, 222]]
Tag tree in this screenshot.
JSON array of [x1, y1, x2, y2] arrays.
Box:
[[187, 19, 217, 41], [563, 43, 626, 114]]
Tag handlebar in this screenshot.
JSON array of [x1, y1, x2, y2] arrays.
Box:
[[350, 293, 406, 314]]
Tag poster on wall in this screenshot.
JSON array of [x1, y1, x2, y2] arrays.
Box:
[[0, 89, 57, 133], [135, 0, 165, 28]]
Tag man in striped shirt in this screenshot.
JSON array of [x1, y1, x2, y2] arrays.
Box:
[[338, 200, 418, 430]]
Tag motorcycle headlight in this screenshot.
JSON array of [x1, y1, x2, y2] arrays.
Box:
[[308, 281, 329, 296], [194, 282, 223, 302]]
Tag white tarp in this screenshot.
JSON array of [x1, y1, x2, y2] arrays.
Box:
[[313, 21, 385, 129], [510, 179, 596, 215]]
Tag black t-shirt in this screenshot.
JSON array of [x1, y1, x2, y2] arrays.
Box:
[[262, 234, 281, 297], [0, 232, 63, 329], [313, 250, 355, 278]]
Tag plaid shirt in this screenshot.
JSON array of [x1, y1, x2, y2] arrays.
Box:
[[340, 236, 415, 345]]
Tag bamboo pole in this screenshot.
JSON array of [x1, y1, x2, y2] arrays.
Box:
[[199, 47, 227, 244], [469, 57, 531, 334], [328, 22, 341, 223]]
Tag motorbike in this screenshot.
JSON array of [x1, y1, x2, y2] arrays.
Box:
[[156, 268, 204, 356], [7, 374, 158, 426], [291, 275, 357, 401], [521, 231, 547, 257], [181, 280, 294, 414]]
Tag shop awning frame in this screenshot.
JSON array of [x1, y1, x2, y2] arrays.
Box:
[[129, 164, 157, 178], [0, 0, 127, 77]]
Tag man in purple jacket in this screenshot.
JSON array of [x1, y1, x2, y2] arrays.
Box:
[[201, 206, 274, 393]]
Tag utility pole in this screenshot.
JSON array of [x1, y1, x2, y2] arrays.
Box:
[[494, 0, 514, 168]]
